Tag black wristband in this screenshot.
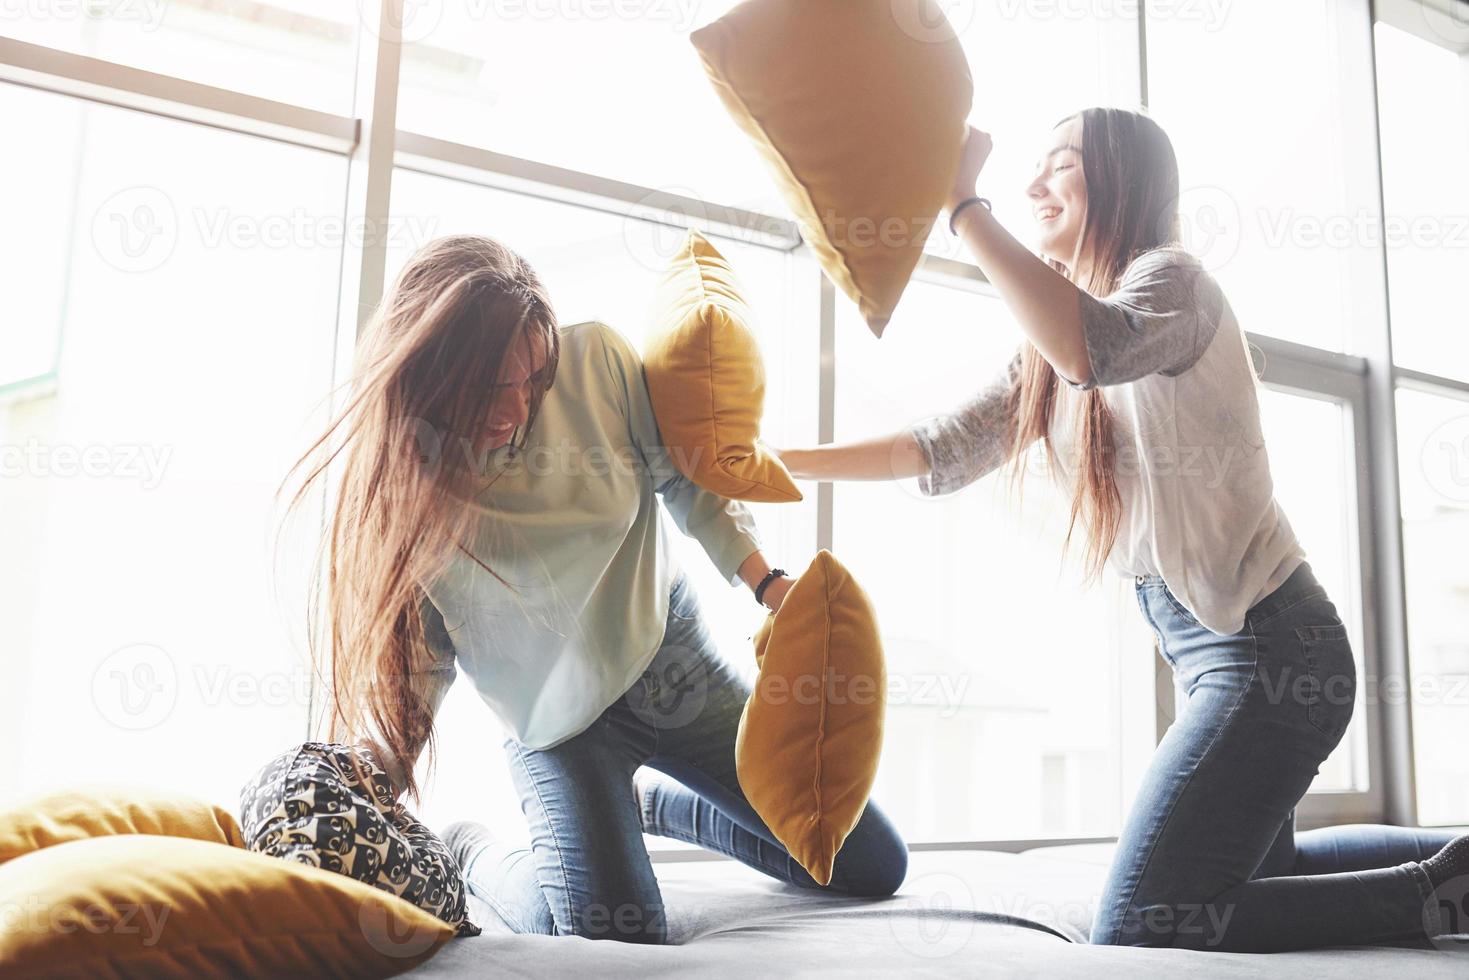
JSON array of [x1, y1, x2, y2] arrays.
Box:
[[754, 568, 786, 609], [948, 196, 992, 235]]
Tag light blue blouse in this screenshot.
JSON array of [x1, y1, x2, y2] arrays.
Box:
[[394, 321, 761, 774]]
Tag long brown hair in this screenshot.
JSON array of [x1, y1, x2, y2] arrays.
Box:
[[281, 235, 559, 802], [1007, 107, 1182, 582]]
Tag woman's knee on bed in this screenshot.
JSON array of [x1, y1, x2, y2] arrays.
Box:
[[830, 803, 909, 897]]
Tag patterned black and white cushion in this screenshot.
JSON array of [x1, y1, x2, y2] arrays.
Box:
[[238, 741, 479, 937]]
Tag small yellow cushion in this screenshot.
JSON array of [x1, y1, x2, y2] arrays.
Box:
[[692, 0, 973, 337], [643, 230, 801, 503], [0, 835, 453, 978], [0, 787, 245, 866], [735, 550, 886, 885]]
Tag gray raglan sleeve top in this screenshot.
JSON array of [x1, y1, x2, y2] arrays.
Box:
[[909, 246, 1222, 497]]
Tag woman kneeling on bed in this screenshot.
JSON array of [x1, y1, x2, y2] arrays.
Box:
[[776, 107, 1469, 952], [282, 236, 908, 944]]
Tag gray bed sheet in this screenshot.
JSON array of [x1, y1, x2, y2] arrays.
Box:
[[405, 843, 1469, 978]]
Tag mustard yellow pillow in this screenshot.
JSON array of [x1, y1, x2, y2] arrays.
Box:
[[691, 0, 973, 337], [735, 550, 886, 885], [643, 230, 800, 503], [0, 787, 245, 866], [0, 835, 453, 978]]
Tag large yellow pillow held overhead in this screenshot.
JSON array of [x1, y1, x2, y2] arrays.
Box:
[[692, 0, 973, 337], [736, 550, 886, 886], [644, 230, 801, 503]]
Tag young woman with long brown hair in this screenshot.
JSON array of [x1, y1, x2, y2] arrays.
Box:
[[776, 107, 1469, 952], [281, 235, 907, 944]]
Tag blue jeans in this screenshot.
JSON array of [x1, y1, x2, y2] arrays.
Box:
[[462, 571, 909, 943], [1094, 558, 1457, 951]]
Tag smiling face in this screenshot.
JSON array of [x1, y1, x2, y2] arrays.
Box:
[[1027, 115, 1089, 271], [482, 328, 552, 451]]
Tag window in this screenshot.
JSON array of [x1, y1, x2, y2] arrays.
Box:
[[395, 2, 779, 212], [922, 1, 1139, 261], [0, 83, 72, 391], [0, 0, 357, 113], [1396, 387, 1469, 825], [3, 1, 1451, 844], [0, 86, 345, 808], [1145, 0, 1368, 353], [830, 283, 1157, 841], [386, 170, 819, 832], [1374, 21, 1469, 382], [1374, 4, 1469, 826], [1258, 387, 1368, 794]]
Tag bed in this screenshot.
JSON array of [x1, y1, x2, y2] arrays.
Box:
[[405, 842, 1469, 978]]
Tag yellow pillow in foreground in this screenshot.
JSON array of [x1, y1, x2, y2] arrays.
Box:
[[736, 551, 886, 885], [692, 0, 973, 337], [0, 835, 453, 979], [0, 787, 245, 866], [644, 230, 800, 503]]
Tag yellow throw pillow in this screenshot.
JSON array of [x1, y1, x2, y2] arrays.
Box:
[[692, 0, 973, 337], [0, 787, 245, 867], [735, 550, 886, 885], [643, 230, 801, 503], [0, 835, 453, 978]]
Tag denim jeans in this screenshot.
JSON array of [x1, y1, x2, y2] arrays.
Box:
[[1093, 558, 1457, 951], [461, 570, 909, 943]]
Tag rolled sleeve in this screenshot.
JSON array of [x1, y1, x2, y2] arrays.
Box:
[[596, 322, 763, 584], [1067, 247, 1222, 391], [910, 348, 1027, 497], [657, 476, 762, 583]]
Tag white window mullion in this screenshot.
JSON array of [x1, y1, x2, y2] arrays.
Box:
[[306, 0, 405, 740]]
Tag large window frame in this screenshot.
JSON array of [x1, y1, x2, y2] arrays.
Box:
[[2, 0, 1461, 853]]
